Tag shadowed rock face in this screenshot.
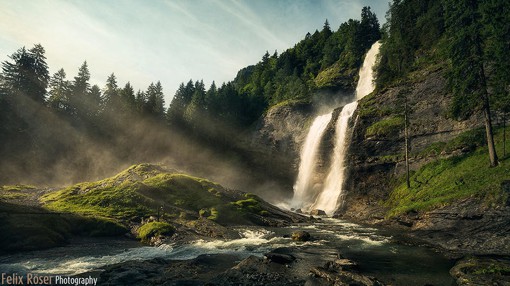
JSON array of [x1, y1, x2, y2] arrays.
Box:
[[342, 68, 483, 221], [250, 102, 313, 184]]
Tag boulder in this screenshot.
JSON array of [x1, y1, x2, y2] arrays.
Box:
[[264, 252, 296, 264], [291, 230, 311, 241], [310, 259, 385, 286], [310, 209, 327, 216]]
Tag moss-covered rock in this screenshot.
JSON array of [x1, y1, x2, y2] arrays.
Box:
[[450, 256, 510, 285], [137, 222, 175, 243]]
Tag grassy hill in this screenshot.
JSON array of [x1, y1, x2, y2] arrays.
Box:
[[1, 164, 305, 253]]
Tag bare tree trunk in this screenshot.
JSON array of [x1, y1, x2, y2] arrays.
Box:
[[404, 96, 410, 189], [504, 112, 507, 158], [482, 93, 498, 167], [475, 31, 499, 167]]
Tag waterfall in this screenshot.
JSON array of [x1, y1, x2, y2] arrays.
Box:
[[355, 41, 381, 100], [292, 112, 333, 208], [310, 101, 358, 214], [292, 41, 381, 215]]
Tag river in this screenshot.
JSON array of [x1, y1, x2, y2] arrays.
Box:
[[0, 218, 454, 285]]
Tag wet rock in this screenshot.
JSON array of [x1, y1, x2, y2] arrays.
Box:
[[310, 209, 327, 216], [213, 255, 304, 285], [450, 256, 510, 285], [310, 259, 385, 286], [333, 258, 358, 271], [264, 252, 296, 264], [291, 230, 311, 241], [295, 208, 303, 214], [408, 198, 510, 256]]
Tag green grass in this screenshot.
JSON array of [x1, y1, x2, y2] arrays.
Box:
[[365, 116, 404, 138], [42, 181, 153, 220], [40, 164, 271, 228], [385, 128, 510, 217], [0, 185, 36, 200], [137, 222, 175, 242]]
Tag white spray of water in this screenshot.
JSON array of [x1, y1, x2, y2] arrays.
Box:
[[291, 112, 333, 208], [293, 41, 381, 215]]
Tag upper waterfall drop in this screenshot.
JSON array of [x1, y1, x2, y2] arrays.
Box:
[[355, 41, 381, 100], [291, 41, 381, 215]]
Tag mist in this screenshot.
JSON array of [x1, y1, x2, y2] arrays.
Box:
[[0, 89, 293, 205]]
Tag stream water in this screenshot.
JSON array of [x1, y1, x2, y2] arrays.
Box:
[[0, 218, 454, 285]]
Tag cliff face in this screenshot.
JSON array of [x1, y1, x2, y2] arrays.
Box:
[[339, 68, 510, 256], [250, 100, 344, 199], [341, 67, 483, 220]]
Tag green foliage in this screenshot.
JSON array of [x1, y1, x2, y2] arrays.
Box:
[[385, 129, 509, 217], [137, 222, 175, 242], [168, 6, 381, 131], [376, 0, 444, 88], [365, 116, 404, 138]]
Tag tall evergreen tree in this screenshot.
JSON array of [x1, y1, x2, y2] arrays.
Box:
[[167, 80, 194, 126], [443, 0, 498, 166], [135, 89, 146, 114], [47, 68, 70, 112], [119, 82, 136, 114], [146, 81, 165, 118], [481, 0, 510, 157], [1, 44, 49, 103], [69, 61, 91, 119], [102, 73, 120, 115]]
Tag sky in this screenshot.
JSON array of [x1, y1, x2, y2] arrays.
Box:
[[0, 0, 388, 105]]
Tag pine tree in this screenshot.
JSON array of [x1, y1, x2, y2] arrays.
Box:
[[482, 0, 510, 157], [135, 89, 146, 114], [147, 81, 165, 118], [119, 82, 136, 114], [1, 44, 49, 103], [102, 73, 120, 115], [167, 80, 194, 126], [48, 68, 70, 112], [69, 61, 91, 119], [443, 0, 498, 166]]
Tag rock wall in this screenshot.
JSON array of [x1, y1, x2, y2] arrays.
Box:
[[339, 68, 483, 221]]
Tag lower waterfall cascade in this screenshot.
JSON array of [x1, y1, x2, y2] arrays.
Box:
[[292, 41, 381, 215]]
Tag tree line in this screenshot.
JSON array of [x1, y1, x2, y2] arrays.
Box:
[[167, 7, 381, 136], [0, 45, 171, 184], [0, 6, 381, 184]]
